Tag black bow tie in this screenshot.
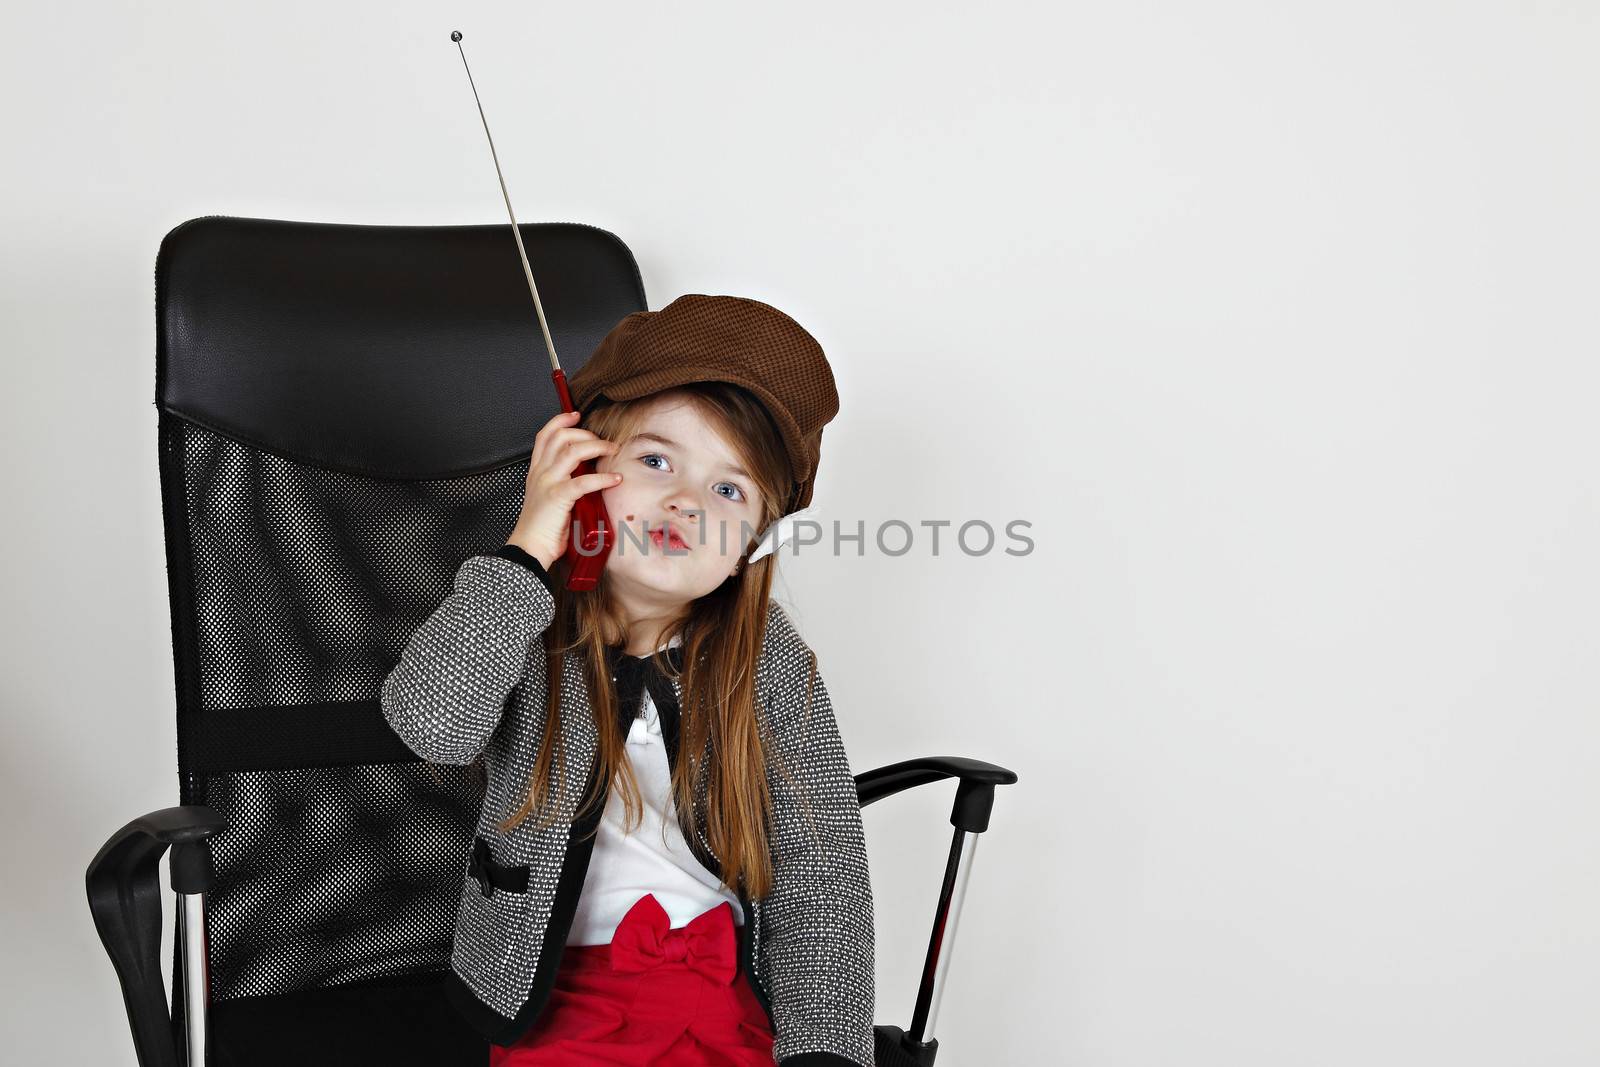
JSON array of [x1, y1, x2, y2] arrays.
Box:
[[603, 644, 686, 726]]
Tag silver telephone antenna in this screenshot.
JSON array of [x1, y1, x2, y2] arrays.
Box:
[[451, 30, 562, 373]]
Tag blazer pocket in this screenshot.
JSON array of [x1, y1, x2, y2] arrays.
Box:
[[450, 878, 535, 980]]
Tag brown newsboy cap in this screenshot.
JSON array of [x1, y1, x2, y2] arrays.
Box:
[[569, 294, 840, 512]]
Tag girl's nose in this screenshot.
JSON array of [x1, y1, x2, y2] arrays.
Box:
[[662, 487, 703, 518]]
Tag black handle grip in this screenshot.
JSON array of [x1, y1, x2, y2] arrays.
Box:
[[86, 805, 227, 1067], [855, 756, 1018, 832]]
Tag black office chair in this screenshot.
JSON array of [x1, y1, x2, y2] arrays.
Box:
[[85, 216, 1017, 1067]]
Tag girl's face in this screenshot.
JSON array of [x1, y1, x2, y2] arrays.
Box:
[[594, 394, 766, 613]]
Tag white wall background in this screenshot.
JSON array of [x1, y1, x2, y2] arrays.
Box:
[[3, 1, 1597, 1064]]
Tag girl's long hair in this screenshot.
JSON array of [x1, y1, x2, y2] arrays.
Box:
[[493, 381, 810, 901]]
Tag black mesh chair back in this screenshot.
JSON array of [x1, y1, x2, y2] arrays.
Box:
[[160, 215, 645, 1061]]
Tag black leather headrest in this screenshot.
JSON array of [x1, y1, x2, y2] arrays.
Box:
[[156, 215, 647, 479]]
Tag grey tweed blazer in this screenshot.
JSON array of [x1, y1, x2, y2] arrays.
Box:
[[379, 550, 876, 1067]]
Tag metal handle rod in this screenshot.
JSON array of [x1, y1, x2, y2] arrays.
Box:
[[909, 828, 981, 1044], [179, 892, 210, 1067], [451, 30, 562, 374]]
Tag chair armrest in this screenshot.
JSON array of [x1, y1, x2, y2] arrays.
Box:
[[854, 756, 1018, 832], [86, 805, 227, 1067]]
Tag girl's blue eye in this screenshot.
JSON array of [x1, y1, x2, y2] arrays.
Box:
[[640, 453, 746, 502]]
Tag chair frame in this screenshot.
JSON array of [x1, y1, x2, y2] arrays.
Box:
[[84, 215, 1019, 1067]]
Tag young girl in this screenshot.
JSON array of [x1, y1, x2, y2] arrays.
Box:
[[381, 294, 876, 1067]]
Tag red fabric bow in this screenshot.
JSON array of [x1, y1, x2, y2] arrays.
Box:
[[609, 894, 737, 986]]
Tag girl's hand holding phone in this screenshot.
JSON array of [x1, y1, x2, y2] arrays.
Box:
[[505, 410, 623, 571]]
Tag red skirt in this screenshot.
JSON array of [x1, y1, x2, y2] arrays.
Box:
[[489, 893, 775, 1066]]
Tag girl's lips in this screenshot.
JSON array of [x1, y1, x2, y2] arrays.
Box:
[[648, 528, 690, 552]]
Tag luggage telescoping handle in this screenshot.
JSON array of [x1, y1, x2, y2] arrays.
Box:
[[856, 757, 1019, 1064]]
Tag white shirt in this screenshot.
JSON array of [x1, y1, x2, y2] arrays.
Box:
[[565, 641, 745, 946]]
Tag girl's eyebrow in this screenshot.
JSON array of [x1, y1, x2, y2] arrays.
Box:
[[631, 431, 753, 481]]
